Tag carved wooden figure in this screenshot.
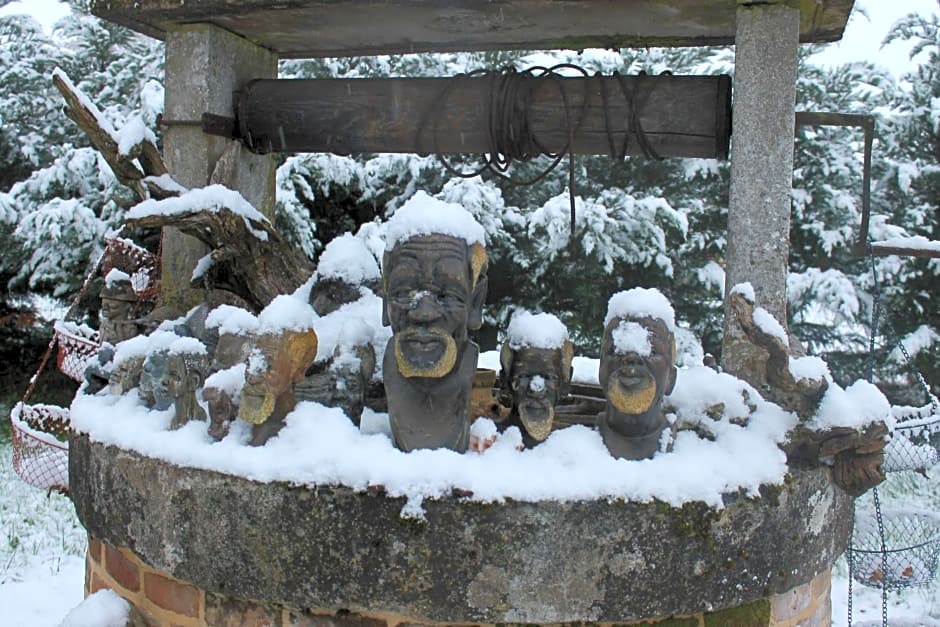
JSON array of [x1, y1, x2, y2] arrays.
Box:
[[499, 341, 574, 447], [99, 276, 141, 345], [239, 329, 319, 446], [139, 349, 208, 429], [598, 292, 678, 460], [381, 197, 488, 452]]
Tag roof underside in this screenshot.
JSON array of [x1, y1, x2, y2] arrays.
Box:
[[91, 0, 855, 59]]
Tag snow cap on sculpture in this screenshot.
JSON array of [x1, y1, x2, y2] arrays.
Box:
[[316, 233, 380, 286], [605, 287, 676, 332]]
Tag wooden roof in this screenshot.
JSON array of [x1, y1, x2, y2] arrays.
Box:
[[91, 0, 855, 59]]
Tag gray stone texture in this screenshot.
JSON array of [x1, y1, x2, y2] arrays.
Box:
[[162, 24, 277, 313], [722, 4, 800, 383], [70, 434, 853, 624]]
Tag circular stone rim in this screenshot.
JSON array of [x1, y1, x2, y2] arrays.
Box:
[[69, 432, 852, 623]]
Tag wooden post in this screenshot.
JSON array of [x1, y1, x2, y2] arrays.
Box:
[[721, 3, 799, 384], [162, 24, 277, 313]]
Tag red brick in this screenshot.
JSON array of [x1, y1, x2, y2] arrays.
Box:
[[105, 546, 140, 592], [144, 571, 202, 618], [205, 593, 282, 626], [88, 538, 103, 564], [89, 573, 110, 595]]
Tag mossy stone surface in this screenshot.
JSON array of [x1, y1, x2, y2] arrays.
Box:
[[70, 433, 851, 624]]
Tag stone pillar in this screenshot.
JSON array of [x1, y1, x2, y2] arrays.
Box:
[[722, 2, 799, 382], [162, 24, 277, 313]]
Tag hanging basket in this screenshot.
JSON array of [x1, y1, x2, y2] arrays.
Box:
[[102, 235, 160, 301], [849, 509, 940, 590], [10, 403, 69, 493], [884, 404, 940, 473], [53, 320, 100, 382]]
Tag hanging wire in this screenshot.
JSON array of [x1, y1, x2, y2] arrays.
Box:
[[416, 64, 662, 243]]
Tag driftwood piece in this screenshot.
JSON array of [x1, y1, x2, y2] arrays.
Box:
[[728, 290, 828, 420], [52, 70, 169, 201], [125, 207, 313, 312], [788, 422, 888, 497]]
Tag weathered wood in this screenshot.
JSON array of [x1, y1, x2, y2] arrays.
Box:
[[233, 75, 731, 159], [871, 244, 940, 259], [728, 290, 828, 421], [52, 71, 168, 201], [125, 208, 313, 313], [90, 0, 855, 58]]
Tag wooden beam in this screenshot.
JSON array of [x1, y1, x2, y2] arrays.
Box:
[[230, 74, 731, 160], [89, 0, 856, 58]]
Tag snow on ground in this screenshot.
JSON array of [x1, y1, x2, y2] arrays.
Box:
[[0, 437, 87, 627]]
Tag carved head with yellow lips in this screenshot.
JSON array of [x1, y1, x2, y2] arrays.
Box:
[[598, 288, 677, 460], [380, 191, 488, 452]]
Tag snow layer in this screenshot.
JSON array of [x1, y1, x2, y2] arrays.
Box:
[[789, 356, 830, 381], [753, 307, 788, 344], [873, 235, 940, 253], [384, 190, 485, 250], [112, 330, 206, 366], [316, 233, 380, 284], [104, 268, 130, 287], [206, 292, 316, 336], [730, 281, 755, 303], [59, 590, 130, 627], [127, 185, 271, 241], [611, 320, 652, 356], [506, 311, 568, 350], [604, 287, 676, 331], [70, 364, 795, 511], [810, 380, 894, 430]]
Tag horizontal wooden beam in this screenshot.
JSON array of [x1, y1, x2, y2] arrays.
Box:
[[90, 0, 855, 57], [230, 74, 731, 160]]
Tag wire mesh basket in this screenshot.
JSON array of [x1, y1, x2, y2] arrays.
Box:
[[10, 403, 69, 493], [102, 235, 160, 300], [849, 509, 940, 590], [884, 404, 940, 473], [53, 320, 100, 382]]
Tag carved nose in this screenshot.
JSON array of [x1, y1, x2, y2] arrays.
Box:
[[408, 295, 440, 323]]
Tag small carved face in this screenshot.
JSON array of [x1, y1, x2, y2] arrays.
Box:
[[101, 296, 134, 321], [383, 236, 485, 378], [311, 278, 362, 316], [139, 351, 185, 411], [599, 316, 676, 415], [510, 348, 564, 442], [240, 349, 289, 424], [239, 331, 318, 424]]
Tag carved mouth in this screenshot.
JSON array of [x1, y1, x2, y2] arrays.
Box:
[[394, 329, 458, 378]]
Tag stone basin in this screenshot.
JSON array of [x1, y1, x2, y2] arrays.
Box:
[[70, 432, 852, 624]]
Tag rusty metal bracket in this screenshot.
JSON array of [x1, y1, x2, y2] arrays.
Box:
[[795, 111, 875, 257]]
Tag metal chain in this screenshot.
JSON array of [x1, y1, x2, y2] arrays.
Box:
[[847, 536, 855, 626], [873, 486, 890, 627]]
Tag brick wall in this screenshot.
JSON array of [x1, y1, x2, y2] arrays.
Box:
[[85, 536, 830, 627]]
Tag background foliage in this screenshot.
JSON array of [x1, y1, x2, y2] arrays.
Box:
[[0, 6, 937, 404]]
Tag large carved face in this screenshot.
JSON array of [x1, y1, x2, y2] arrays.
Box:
[[501, 345, 572, 442], [383, 235, 486, 378], [599, 316, 677, 416]]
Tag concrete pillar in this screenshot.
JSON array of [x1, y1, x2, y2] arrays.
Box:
[[162, 24, 277, 313], [722, 3, 799, 381]]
